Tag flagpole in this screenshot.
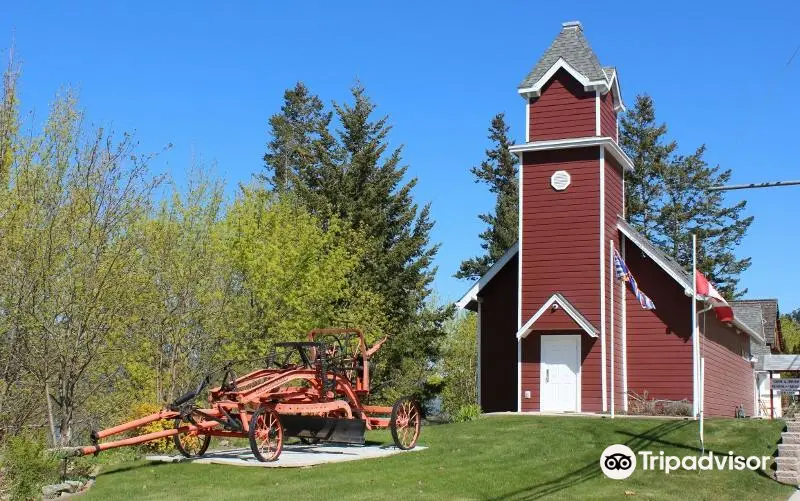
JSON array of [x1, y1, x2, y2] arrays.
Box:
[[692, 234, 698, 420], [610, 240, 615, 419]]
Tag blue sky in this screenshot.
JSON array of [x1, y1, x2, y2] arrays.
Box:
[[3, 1, 799, 311]]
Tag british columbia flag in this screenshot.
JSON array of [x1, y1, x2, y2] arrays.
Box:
[[613, 250, 656, 310]]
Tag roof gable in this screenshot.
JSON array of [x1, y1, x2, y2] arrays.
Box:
[[518, 21, 624, 110], [618, 217, 764, 343], [516, 293, 598, 339], [617, 217, 692, 292], [455, 245, 518, 311], [730, 299, 781, 348], [519, 22, 606, 90]]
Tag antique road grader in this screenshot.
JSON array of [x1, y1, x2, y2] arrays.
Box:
[[61, 329, 421, 462]]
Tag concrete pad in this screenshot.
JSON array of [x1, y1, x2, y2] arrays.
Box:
[[145, 443, 426, 468]]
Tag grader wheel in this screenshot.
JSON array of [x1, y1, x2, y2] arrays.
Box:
[[390, 397, 421, 450], [173, 418, 211, 458], [249, 406, 283, 462]]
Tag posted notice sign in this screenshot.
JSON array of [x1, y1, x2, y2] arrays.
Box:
[[772, 379, 800, 393]]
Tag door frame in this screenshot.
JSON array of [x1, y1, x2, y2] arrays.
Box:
[[540, 334, 582, 412]]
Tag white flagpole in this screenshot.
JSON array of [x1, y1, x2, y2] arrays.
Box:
[[692, 234, 698, 419], [610, 240, 615, 418], [700, 357, 705, 453]]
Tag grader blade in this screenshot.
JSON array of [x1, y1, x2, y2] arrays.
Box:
[[280, 415, 366, 445]]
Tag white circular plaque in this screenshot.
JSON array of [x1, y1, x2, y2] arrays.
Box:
[[551, 170, 571, 191]]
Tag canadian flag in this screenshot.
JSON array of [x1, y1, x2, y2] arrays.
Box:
[[695, 271, 734, 323]]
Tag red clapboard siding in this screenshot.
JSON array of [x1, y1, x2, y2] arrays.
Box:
[[702, 315, 754, 417], [534, 305, 589, 331], [521, 148, 600, 327], [520, 332, 601, 412], [529, 69, 596, 141], [477, 254, 519, 412], [623, 237, 694, 402], [520, 146, 603, 411], [600, 91, 617, 140], [604, 155, 625, 411]]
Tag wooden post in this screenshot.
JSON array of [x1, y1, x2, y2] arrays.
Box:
[[770, 371, 774, 420]]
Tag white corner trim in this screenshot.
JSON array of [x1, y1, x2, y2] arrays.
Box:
[[476, 301, 482, 408], [455, 244, 519, 310], [517, 161, 523, 413], [595, 90, 601, 136], [516, 293, 599, 339], [517, 57, 610, 99], [576, 336, 583, 412], [525, 101, 530, 143], [508, 136, 634, 173], [600, 146, 607, 413], [610, 238, 615, 416], [616, 222, 692, 291], [621, 234, 628, 412]]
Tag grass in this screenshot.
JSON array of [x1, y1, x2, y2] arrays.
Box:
[[82, 415, 793, 500]]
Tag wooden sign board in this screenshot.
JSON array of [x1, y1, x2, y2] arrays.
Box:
[[772, 379, 800, 393]]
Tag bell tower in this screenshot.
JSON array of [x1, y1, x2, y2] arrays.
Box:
[[510, 21, 632, 413]]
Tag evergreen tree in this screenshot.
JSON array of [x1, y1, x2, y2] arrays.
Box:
[[262, 83, 449, 403], [456, 113, 518, 280], [261, 82, 331, 193], [621, 95, 753, 298], [619, 95, 675, 239], [658, 147, 752, 297]]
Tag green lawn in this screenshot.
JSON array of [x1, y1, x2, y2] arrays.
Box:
[[83, 415, 793, 500]]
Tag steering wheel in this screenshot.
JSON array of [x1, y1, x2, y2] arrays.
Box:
[[318, 334, 346, 360]]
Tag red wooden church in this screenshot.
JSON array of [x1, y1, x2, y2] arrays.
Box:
[[457, 21, 766, 418]]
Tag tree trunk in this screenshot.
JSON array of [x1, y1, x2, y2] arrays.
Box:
[[44, 381, 58, 445]]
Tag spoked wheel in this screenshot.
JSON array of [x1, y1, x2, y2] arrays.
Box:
[[249, 406, 283, 462], [173, 418, 211, 458], [390, 397, 421, 450]]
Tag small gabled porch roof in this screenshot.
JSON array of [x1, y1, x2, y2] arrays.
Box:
[[516, 293, 599, 339]]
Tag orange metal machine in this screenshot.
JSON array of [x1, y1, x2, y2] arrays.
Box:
[[63, 329, 420, 462]]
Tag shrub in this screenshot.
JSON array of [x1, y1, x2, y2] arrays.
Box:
[[125, 402, 174, 453], [0, 432, 59, 501], [440, 313, 478, 419], [627, 391, 692, 417], [453, 404, 481, 423]]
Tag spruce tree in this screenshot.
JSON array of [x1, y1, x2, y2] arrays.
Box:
[[657, 146, 753, 297], [619, 95, 675, 240], [261, 82, 331, 193], [456, 113, 518, 280], [621, 94, 753, 298], [262, 83, 449, 402]]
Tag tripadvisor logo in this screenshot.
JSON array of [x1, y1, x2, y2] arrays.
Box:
[[600, 444, 770, 480]]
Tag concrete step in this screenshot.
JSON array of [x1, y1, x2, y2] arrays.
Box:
[[775, 471, 798, 485], [778, 444, 800, 458], [775, 456, 799, 471], [787, 421, 800, 433], [783, 433, 800, 445]]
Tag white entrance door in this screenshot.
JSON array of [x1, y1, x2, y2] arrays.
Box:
[[540, 335, 580, 412]]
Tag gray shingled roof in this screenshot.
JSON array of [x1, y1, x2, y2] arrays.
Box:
[[519, 22, 610, 90], [730, 299, 780, 347], [759, 354, 800, 371], [731, 303, 765, 338]]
